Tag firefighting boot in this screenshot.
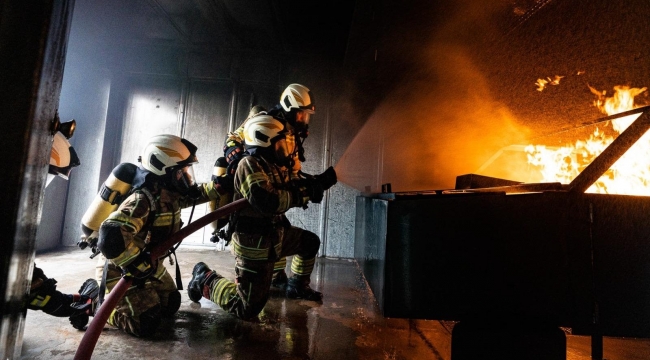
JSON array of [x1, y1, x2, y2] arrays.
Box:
[[188, 262, 222, 302], [69, 278, 100, 330], [286, 275, 322, 302], [271, 269, 288, 288]]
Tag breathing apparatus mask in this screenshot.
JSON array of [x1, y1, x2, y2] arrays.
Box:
[[170, 165, 195, 192]]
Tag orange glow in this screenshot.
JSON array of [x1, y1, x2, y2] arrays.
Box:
[[526, 85, 649, 195]]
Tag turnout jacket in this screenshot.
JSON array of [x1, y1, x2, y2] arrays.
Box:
[[98, 181, 220, 270], [233, 155, 306, 222]]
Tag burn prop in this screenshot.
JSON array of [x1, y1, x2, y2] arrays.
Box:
[[356, 106, 650, 360], [73, 198, 249, 360]]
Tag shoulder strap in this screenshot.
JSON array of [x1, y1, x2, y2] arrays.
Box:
[[134, 187, 157, 230]]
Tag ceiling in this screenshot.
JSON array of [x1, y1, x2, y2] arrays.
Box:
[[88, 0, 357, 62]]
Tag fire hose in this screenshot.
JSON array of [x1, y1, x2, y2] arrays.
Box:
[[73, 198, 249, 360]]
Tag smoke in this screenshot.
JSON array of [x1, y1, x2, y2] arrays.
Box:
[[336, 1, 531, 192]]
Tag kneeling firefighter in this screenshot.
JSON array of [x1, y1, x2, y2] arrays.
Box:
[[219, 84, 318, 287], [188, 113, 337, 320], [28, 127, 100, 330], [95, 134, 221, 337]]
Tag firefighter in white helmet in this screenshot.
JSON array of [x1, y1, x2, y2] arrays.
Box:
[[29, 130, 100, 330], [220, 84, 316, 288], [188, 113, 337, 320], [207, 105, 269, 242], [95, 134, 221, 337]]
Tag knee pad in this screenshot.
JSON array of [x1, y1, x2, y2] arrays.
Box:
[[138, 305, 161, 338], [160, 290, 181, 317]]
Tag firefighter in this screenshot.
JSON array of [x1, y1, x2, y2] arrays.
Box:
[[207, 105, 269, 245], [29, 131, 100, 330], [95, 134, 220, 337], [221, 84, 315, 288], [187, 113, 336, 321]]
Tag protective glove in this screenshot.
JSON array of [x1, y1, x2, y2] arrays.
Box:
[[77, 231, 100, 257], [215, 173, 234, 194], [122, 249, 157, 285], [305, 180, 324, 204], [226, 158, 241, 178], [186, 184, 202, 200], [292, 179, 324, 207], [314, 166, 337, 190], [224, 143, 243, 164]]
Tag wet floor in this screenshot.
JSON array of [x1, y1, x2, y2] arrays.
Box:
[[21, 248, 650, 359]]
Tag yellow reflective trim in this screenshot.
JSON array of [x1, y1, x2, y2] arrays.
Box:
[[239, 173, 267, 198], [291, 256, 315, 275], [153, 265, 168, 280], [212, 278, 237, 306], [273, 258, 287, 271], [153, 210, 180, 227], [124, 295, 135, 316], [108, 309, 119, 327], [112, 242, 141, 267], [235, 265, 258, 274], [105, 212, 143, 233], [232, 241, 269, 260], [29, 295, 51, 307]]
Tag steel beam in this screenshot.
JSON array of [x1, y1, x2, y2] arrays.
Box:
[[569, 106, 650, 193]]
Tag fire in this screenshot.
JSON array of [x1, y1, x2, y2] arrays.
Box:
[[526, 85, 649, 195], [548, 75, 564, 86], [535, 75, 564, 91], [535, 78, 548, 92]]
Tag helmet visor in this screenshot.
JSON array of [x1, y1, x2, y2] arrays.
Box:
[[171, 165, 196, 194], [296, 110, 313, 128]]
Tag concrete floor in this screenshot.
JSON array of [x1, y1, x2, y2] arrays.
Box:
[[20, 247, 650, 360]]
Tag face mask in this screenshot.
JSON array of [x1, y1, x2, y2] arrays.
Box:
[[170, 165, 196, 195], [294, 110, 312, 131]]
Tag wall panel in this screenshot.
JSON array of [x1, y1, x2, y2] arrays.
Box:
[[118, 76, 183, 164], [181, 80, 233, 245]]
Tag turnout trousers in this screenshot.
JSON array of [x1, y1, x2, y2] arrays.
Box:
[[206, 225, 320, 320], [97, 256, 178, 336]]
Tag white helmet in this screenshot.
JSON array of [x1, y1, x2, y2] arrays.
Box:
[[141, 134, 198, 176], [280, 84, 315, 114], [243, 115, 286, 149], [48, 132, 80, 186]]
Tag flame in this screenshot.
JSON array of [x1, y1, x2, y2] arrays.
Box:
[[548, 75, 564, 85], [526, 85, 649, 195], [535, 75, 564, 91]]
